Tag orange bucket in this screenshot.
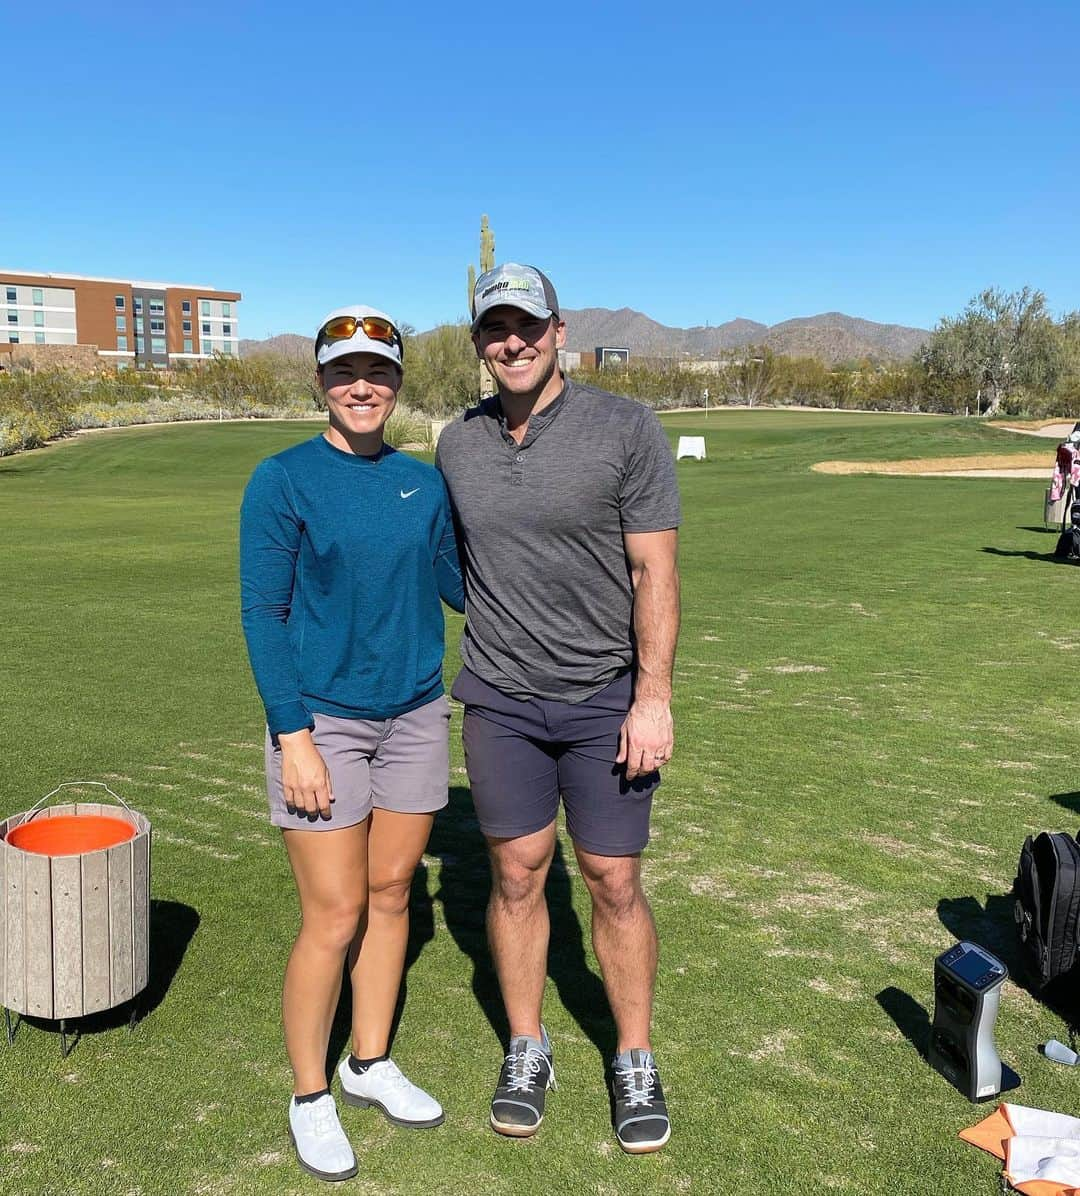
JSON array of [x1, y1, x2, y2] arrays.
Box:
[[7, 813, 136, 856]]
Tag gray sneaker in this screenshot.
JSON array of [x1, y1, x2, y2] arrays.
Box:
[[611, 1048, 670, 1153], [490, 1025, 556, 1137]]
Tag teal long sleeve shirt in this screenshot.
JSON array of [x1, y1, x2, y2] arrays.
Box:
[[239, 435, 464, 735]]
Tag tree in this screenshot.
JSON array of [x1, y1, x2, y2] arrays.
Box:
[[721, 346, 777, 408], [922, 287, 1064, 416], [399, 322, 479, 416]]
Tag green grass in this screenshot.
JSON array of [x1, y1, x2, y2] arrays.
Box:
[[0, 411, 1075, 1194]]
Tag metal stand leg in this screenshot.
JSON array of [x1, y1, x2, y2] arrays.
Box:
[[60, 1018, 78, 1059], [128, 999, 140, 1033], [4, 1007, 13, 1045]]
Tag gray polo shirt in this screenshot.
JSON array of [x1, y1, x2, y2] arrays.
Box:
[[435, 378, 681, 702]]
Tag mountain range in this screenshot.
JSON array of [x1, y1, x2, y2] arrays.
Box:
[[558, 308, 928, 363], [241, 309, 929, 365]]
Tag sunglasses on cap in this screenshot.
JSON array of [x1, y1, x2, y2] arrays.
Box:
[[316, 314, 405, 361]]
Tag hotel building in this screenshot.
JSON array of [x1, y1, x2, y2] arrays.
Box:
[[0, 270, 242, 368]]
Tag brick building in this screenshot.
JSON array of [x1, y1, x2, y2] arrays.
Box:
[[0, 270, 242, 368]]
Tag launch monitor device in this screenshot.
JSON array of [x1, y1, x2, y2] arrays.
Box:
[[929, 941, 1008, 1101]]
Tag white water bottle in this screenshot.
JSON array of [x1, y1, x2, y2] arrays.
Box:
[[1043, 1040, 1079, 1066]]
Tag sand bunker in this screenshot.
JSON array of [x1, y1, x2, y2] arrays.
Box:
[[989, 420, 1077, 439], [813, 418, 1080, 477], [813, 453, 1051, 479]]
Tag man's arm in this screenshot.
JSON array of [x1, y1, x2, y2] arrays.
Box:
[[618, 528, 680, 780]]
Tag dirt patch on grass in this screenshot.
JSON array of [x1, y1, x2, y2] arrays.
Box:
[[812, 452, 1050, 477]]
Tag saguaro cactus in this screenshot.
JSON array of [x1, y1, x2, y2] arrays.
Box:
[[480, 214, 495, 272], [468, 215, 497, 398]]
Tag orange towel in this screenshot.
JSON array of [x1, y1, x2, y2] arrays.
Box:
[[962, 1104, 1080, 1195]]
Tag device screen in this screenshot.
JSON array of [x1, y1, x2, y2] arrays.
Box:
[[949, 947, 998, 989]]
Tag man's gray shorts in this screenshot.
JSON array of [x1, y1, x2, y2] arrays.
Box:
[[264, 696, 451, 830], [451, 667, 658, 856]]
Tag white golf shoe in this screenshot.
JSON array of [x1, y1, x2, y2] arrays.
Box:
[[337, 1057, 445, 1128], [288, 1093, 357, 1182]]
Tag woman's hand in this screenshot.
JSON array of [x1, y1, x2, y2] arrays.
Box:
[[277, 729, 334, 818]]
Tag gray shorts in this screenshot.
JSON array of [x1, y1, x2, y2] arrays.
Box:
[[452, 667, 658, 856], [265, 696, 451, 830]]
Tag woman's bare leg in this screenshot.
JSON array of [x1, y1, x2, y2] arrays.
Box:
[[347, 809, 435, 1058], [282, 823, 369, 1094]]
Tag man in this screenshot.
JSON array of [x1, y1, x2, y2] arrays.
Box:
[[435, 263, 681, 1153]]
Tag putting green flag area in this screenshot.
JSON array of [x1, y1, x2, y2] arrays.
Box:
[[3, 411, 1080, 1195]]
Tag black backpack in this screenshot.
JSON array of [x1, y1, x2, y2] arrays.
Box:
[[1014, 830, 1080, 991]]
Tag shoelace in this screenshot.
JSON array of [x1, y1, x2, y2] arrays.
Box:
[[377, 1062, 412, 1091], [616, 1063, 657, 1109], [305, 1100, 340, 1137], [504, 1046, 548, 1093]]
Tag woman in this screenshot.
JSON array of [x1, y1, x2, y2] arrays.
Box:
[[239, 306, 464, 1182]]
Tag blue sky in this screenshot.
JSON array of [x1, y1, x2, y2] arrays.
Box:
[[4, 1, 1078, 339]]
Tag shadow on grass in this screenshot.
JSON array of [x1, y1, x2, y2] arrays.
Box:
[[7, 898, 199, 1054], [876, 986, 930, 1059], [426, 785, 616, 1061], [1048, 793, 1080, 819], [981, 547, 1076, 565]]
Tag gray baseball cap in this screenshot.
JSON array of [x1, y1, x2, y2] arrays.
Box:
[[471, 263, 560, 331], [314, 305, 403, 370]]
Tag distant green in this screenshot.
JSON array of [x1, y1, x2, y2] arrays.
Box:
[[0, 411, 1075, 1195]]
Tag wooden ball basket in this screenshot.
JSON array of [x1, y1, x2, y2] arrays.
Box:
[[1, 782, 151, 1053]]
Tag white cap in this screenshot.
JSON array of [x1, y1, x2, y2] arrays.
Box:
[[314, 305, 403, 370]]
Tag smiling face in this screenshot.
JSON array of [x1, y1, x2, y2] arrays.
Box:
[[472, 305, 566, 407], [319, 352, 401, 453]]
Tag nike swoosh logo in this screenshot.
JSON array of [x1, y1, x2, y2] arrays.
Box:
[[400, 488, 420, 499]]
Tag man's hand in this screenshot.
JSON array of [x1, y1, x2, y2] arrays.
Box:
[[616, 698, 675, 780], [278, 729, 334, 818]]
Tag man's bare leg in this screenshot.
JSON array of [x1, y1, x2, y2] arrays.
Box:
[[572, 846, 656, 1054], [486, 821, 557, 1039]]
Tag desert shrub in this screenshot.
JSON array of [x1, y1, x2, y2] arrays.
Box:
[[382, 407, 429, 448]]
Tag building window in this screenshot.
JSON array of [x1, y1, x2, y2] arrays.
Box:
[[117, 335, 128, 351], [182, 320, 192, 334], [201, 300, 210, 316], [33, 311, 44, 327], [115, 295, 125, 311], [32, 288, 43, 305], [149, 299, 164, 315], [116, 316, 126, 332], [223, 323, 232, 336], [222, 302, 231, 317], [8, 333, 18, 343], [35, 332, 45, 344], [5, 287, 15, 303], [151, 337, 166, 354], [223, 342, 233, 355], [202, 322, 211, 335], [134, 297, 143, 315], [182, 300, 191, 315], [183, 338, 193, 353], [7, 311, 16, 324], [135, 317, 144, 334], [150, 319, 165, 334], [136, 337, 145, 354]]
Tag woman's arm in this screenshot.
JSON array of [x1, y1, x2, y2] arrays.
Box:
[[239, 459, 314, 735], [433, 482, 466, 613]]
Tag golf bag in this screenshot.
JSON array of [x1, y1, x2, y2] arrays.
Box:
[[1052, 497, 1080, 558], [1014, 830, 1080, 994], [1059, 500, 1080, 559]]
